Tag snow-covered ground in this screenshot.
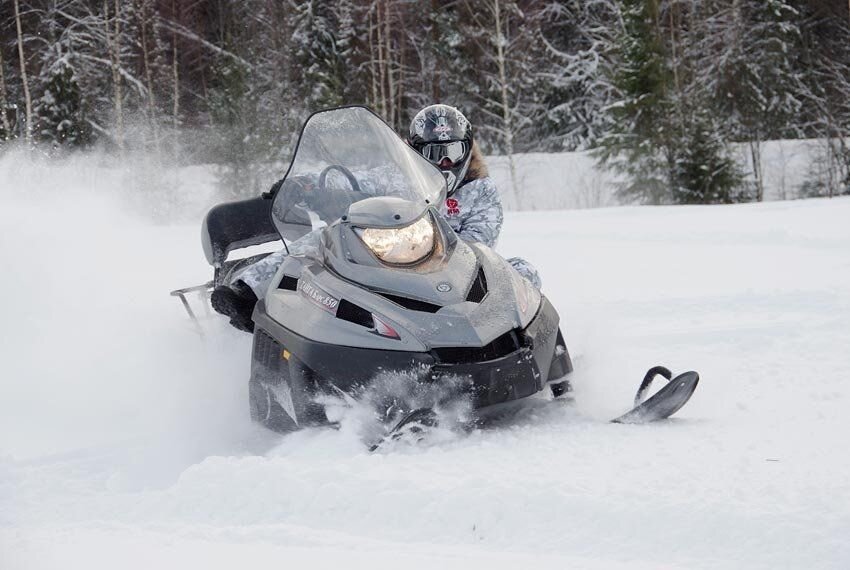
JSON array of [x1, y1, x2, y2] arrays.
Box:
[[2, 155, 849, 569]]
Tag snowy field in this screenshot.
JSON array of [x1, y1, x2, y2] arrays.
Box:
[[2, 155, 850, 569]]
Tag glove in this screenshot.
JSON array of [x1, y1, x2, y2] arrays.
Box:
[[210, 281, 258, 333]]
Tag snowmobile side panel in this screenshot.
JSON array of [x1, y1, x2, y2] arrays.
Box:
[[249, 329, 298, 431], [521, 295, 561, 385], [250, 329, 332, 429], [546, 330, 574, 383]]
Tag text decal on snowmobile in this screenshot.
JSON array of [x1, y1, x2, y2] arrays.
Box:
[[298, 280, 339, 314]]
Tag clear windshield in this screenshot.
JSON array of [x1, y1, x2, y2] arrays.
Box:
[[272, 106, 447, 241]]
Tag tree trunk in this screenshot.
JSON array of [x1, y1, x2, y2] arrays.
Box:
[[376, 1, 388, 119], [668, 0, 685, 136], [13, 0, 32, 145], [138, 0, 160, 153], [430, 0, 440, 101], [397, 19, 405, 129], [827, 137, 835, 199], [114, 0, 124, 148], [368, 7, 378, 109], [493, 0, 519, 206], [749, 137, 764, 201], [104, 0, 125, 150], [0, 49, 11, 140], [384, 1, 396, 128], [171, 0, 180, 130]]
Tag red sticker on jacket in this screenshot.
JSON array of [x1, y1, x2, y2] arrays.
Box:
[[446, 198, 460, 216]]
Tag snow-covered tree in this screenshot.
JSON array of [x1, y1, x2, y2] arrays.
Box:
[[693, 0, 803, 201], [456, 0, 541, 202], [291, 0, 344, 111], [35, 55, 91, 148], [596, 0, 673, 203], [132, 0, 170, 152], [533, 0, 619, 151], [362, 0, 412, 130], [668, 107, 747, 204], [335, 0, 369, 106], [404, 1, 471, 113], [598, 0, 746, 205], [794, 0, 850, 197], [1, 0, 848, 209]]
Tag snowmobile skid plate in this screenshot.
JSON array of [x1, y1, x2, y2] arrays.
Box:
[[611, 367, 699, 424]]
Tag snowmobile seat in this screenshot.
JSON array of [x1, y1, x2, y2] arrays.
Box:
[[202, 196, 279, 268]]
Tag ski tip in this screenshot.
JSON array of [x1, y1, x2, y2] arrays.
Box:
[[675, 370, 699, 384]]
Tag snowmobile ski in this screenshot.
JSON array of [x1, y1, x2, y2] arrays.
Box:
[[369, 408, 439, 452], [611, 366, 699, 424]]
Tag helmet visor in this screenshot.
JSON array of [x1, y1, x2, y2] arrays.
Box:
[[420, 141, 469, 166]]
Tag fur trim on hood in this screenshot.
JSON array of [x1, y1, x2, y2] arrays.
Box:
[[464, 140, 489, 182]]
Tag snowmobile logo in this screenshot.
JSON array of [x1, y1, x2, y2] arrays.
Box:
[[298, 280, 339, 314], [446, 197, 460, 216]]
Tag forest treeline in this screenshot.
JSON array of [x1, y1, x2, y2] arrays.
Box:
[[1, 0, 849, 202]]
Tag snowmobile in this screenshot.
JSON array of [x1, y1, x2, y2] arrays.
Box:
[[173, 106, 699, 443]]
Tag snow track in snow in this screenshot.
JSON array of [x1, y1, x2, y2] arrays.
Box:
[[1, 162, 849, 569]]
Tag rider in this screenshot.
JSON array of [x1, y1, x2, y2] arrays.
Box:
[[212, 104, 541, 332]]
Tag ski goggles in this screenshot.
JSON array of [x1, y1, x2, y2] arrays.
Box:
[[419, 141, 469, 166]]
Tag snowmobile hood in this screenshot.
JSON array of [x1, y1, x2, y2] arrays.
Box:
[[265, 241, 540, 353]]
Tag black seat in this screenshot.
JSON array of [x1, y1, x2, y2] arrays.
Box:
[[202, 196, 279, 268]]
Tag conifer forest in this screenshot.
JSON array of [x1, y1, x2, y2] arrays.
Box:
[[1, 0, 849, 203]]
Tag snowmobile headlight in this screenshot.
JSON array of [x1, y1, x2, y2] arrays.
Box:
[[356, 215, 435, 265]]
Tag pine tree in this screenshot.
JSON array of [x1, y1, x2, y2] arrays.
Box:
[[596, 0, 673, 203], [795, 0, 850, 197], [598, 0, 746, 204], [292, 0, 344, 111], [208, 58, 260, 197], [669, 108, 747, 204], [335, 0, 370, 106], [695, 0, 802, 201], [35, 59, 91, 148]]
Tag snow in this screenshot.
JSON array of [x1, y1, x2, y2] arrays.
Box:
[[2, 153, 850, 569]]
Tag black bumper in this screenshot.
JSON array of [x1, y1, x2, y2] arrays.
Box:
[[253, 296, 570, 409]]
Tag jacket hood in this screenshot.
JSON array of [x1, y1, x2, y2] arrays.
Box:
[[463, 141, 489, 182]]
